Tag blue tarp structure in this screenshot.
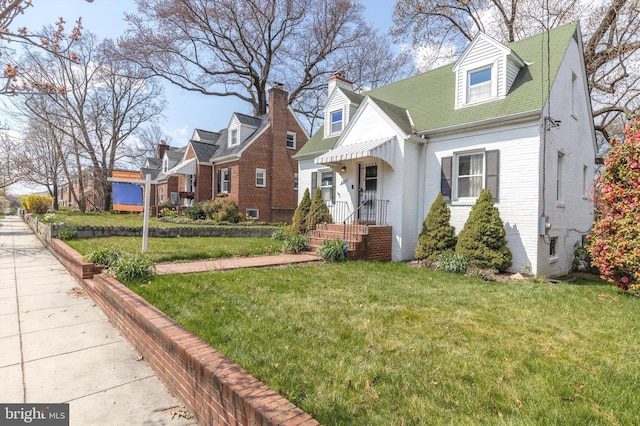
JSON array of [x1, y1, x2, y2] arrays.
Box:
[[112, 183, 143, 205]]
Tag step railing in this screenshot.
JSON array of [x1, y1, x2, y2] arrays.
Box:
[[342, 199, 389, 241]]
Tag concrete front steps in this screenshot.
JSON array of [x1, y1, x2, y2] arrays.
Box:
[[309, 223, 392, 261]]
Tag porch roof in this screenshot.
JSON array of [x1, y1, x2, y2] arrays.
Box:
[[166, 158, 197, 176], [314, 137, 395, 169]]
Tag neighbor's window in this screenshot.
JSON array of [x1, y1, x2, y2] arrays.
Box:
[[158, 187, 164, 203], [219, 168, 230, 193], [230, 128, 238, 146], [456, 152, 484, 199], [330, 110, 343, 134], [294, 172, 299, 190], [468, 66, 492, 103], [246, 209, 259, 220], [286, 132, 296, 149], [256, 168, 266, 187]]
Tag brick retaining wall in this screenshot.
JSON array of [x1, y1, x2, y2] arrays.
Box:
[[49, 239, 319, 426], [52, 224, 277, 239]]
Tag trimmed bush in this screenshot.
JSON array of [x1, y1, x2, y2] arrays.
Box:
[[185, 202, 206, 220], [415, 193, 457, 261], [84, 246, 123, 267], [307, 187, 333, 231], [317, 239, 347, 262], [22, 194, 53, 214], [291, 188, 311, 234], [202, 197, 242, 223], [283, 234, 309, 253], [436, 251, 468, 274], [109, 253, 155, 283], [455, 188, 512, 271]]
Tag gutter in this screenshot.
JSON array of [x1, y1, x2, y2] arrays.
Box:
[[212, 154, 240, 165], [419, 109, 541, 137], [292, 149, 330, 162]]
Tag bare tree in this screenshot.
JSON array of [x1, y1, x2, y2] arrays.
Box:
[[0, 129, 25, 189], [13, 119, 67, 209], [124, 124, 172, 169], [15, 31, 165, 211], [391, 0, 640, 144], [118, 0, 411, 125]]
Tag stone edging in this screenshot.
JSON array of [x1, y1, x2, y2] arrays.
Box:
[[49, 239, 320, 426]]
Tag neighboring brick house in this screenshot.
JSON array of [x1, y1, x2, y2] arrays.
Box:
[[296, 23, 596, 276], [144, 86, 308, 222], [58, 167, 107, 212]]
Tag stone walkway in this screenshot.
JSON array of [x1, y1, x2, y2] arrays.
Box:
[[155, 252, 322, 275]]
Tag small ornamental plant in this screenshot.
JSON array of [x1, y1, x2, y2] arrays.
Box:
[[588, 118, 640, 295]]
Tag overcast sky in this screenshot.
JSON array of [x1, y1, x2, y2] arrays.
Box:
[[13, 0, 398, 145]]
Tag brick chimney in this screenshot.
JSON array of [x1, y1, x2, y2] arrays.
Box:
[[328, 71, 353, 96], [157, 140, 169, 159], [268, 84, 289, 123]]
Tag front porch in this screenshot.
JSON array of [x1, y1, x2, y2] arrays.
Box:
[[307, 199, 392, 261]]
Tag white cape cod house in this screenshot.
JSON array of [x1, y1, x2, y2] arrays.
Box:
[[295, 22, 596, 276]]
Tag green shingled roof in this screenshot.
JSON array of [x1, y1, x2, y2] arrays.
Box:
[[300, 22, 578, 156]]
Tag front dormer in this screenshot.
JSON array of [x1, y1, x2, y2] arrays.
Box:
[[162, 153, 169, 173], [453, 32, 525, 109], [227, 113, 259, 148]]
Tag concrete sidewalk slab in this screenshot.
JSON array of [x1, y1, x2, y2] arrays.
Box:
[[0, 215, 197, 425]]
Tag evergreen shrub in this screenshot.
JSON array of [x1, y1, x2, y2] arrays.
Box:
[[291, 188, 311, 234], [307, 187, 333, 231], [415, 193, 457, 261], [455, 188, 512, 271]]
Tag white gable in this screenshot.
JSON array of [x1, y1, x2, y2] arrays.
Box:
[[338, 97, 408, 146], [324, 88, 358, 138], [227, 114, 258, 148]]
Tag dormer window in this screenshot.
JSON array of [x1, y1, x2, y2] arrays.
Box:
[[330, 110, 343, 134], [162, 156, 169, 173], [230, 128, 239, 146], [468, 66, 493, 103]]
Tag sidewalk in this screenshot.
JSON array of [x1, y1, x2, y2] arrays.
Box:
[[0, 215, 197, 425]]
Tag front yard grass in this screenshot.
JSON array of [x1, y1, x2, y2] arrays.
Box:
[[66, 236, 282, 263], [126, 262, 640, 425]]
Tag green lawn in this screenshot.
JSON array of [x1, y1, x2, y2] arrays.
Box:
[[66, 236, 282, 263], [126, 262, 640, 425]]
